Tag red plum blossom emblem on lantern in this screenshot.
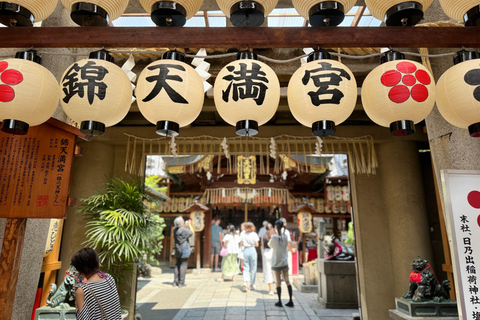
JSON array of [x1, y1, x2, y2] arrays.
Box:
[[380, 61, 431, 104], [0, 61, 23, 103]]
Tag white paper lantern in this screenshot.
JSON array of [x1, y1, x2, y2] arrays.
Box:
[[288, 51, 357, 136], [361, 52, 435, 136], [292, 0, 355, 26], [59, 50, 132, 136], [436, 51, 480, 137], [0, 0, 57, 26], [439, 0, 480, 26], [0, 51, 59, 135], [216, 0, 277, 27], [364, 0, 433, 26], [136, 51, 204, 136], [61, 0, 129, 26], [139, 0, 203, 26], [214, 51, 280, 136]]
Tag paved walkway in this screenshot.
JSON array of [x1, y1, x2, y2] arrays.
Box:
[[136, 266, 358, 320]]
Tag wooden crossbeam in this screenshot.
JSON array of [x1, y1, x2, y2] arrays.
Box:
[[0, 27, 478, 48]]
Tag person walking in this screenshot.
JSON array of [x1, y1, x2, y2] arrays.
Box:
[[262, 223, 276, 295], [238, 222, 246, 273], [269, 219, 295, 308], [240, 222, 259, 292], [211, 217, 223, 272], [173, 216, 194, 288], [218, 225, 241, 281], [71, 248, 122, 320]]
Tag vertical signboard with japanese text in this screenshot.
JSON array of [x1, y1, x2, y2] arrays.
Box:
[[0, 121, 76, 219], [442, 170, 480, 319]]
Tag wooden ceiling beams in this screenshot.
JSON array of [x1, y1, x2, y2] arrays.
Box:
[[1, 27, 479, 48]]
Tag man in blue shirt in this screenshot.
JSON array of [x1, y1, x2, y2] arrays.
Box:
[[211, 217, 223, 272]]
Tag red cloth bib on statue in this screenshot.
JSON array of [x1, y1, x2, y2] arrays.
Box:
[[409, 271, 422, 283]]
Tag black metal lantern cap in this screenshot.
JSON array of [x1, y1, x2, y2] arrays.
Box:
[[0, 2, 34, 27], [163, 50, 186, 62], [390, 120, 415, 136], [156, 120, 180, 137], [89, 49, 114, 62], [15, 49, 42, 64], [151, 1, 187, 27], [236, 120, 258, 136], [1, 119, 29, 135], [80, 120, 106, 136], [380, 50, 405, 64], [312, 120, 335, 137], [385, 1, 423, 26], [453, 50, 479, 65], [71, 3, 109, 26], [237, 51, 257, 60], [465, 6, 480, 27], [230, 1, 265, 27], [309, 1, 344, 27], [307, 50, 331, 62], [469, 123, 480, 137]]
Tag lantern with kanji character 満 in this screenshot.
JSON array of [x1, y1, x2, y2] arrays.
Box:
[[136, 50, 204, 136], [60, 0, 129, 26], [0, 0, 57, 27], [361, 51, 435, 136], [216, 0, 277, 27], [288, 50, 357, 136], [59, 49, 133, 136], [436, 50, 480, 137], [139, 0, 203, 26], [439, 0, 480, 26], [0, 50, 59, 135], [291, 0, 356, 27], [214, 51, 280, 136], [364, 0, 433, 26]]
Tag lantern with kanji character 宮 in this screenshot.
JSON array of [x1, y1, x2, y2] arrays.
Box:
[[364, 0, 433, 26], [439, 0, 480, 26], [436, 50, 480, 137], [136, 50, 204, 136], [291, 0, 356, 27], [0, 0, 57, 27], [214, 51, 280, 136], [139, 0, 203, 26], [59, 50, 132, 136], [288, 50, 357, 136], [361, 51, 435, 136], [61, 0, 129, 26], [0, 50, 59, 135], [216, 0, 277, 27]]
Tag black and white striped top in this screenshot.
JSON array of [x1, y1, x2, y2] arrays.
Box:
[[77, 274, 122, 320]]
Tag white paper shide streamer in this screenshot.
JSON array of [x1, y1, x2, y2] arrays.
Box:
[[270, 137, 276, 158], [121, 54, 137, 104], [170, 136, 178, 157], [315, 136, 323, 155], [192, 48, 212, 93], [221, 137, 230, 158]]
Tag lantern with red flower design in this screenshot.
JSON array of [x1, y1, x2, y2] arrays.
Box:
[[361, 51, 436, 136]]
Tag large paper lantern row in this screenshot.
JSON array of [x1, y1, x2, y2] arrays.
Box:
[[439, 0, 480, 26], [292, 0, 356, 27], [364, 0, 433, 26], [139, 0, 203, 26], [136, 50, 204, 136], [214, 51, 280, 136], [59, 49, 133, 136], [362, 51, 435, 136], [216, 0, 277, 27], [0, 0, 57, 26], [288, 50, 357, 136], [0, 50, 59, 135], [60, 0, 129, 26]]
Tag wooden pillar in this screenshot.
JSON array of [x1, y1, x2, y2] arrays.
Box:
[[203, 207, 212, 268], [244, 202, 248, 222], [281, 203, 289, 221], [195, 233, 201, 269], [0, 218, 27, 320]]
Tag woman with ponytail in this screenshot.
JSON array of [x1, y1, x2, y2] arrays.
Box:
[[268, 219, 294, 308]]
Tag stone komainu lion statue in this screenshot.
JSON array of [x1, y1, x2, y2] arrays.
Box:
[[402, 256, 451, 302], [322, 235, 354, 261], [46, 266, 76, 308]]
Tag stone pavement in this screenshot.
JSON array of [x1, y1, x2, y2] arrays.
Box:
[[136, 266, 358, 320]]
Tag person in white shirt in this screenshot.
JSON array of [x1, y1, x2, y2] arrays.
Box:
[[219, 225, 241, 282], [268, 219, 294, 308], [258, 220, 268, 239], [239, 222, 259, 292]]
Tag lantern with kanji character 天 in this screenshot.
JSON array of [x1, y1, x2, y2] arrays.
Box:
[[288, 50, 357, 136], [59, 50, 132, 136], [60, 0, 129, 26], [291, 0, 356, 27], [439, 0, 480, 26], [136, 50, 204, 136], [0, 50, 59, 135], [0, 0, 57, 27], [436, 50, 480, 137], [139, 0, 203, 26], [361, 51, 435, 136], [214, 51, 280, 136], [364, 0, 433, 26], [216, 0, 277, 27]]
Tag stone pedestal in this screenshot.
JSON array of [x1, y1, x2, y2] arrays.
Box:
[[389, 309, 458, 320], [316, 259, 358, 309], [395, 298, 458, 317], [34, 306, 76, 320]]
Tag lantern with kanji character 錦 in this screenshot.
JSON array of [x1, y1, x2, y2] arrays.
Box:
[[59, 50, 133, 136], [60, 0, 129, 26], [0, 0, 57, 27], [364, 0, 433, 26]]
